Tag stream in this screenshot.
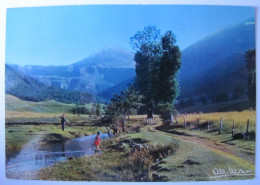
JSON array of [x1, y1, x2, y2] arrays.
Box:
[[6, 133, 109, 178]]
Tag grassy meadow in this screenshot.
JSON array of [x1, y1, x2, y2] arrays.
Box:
[[177, 110, 256, 133], [5, 95, 256, 181]]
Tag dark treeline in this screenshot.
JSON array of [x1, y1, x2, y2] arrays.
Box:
[[244, 49, 256, 109]]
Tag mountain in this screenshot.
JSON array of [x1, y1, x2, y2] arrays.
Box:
[[5, 64, 93, 103], [11, 47, 136, 96], [7, 18, 255, 104], [98, 77, 135, 100], [74, 47, 135, 68], [179, 18, 255, 98]]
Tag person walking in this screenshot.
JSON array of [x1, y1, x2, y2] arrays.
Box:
[[94, 131, 101, 153], [60, 114, 68, 131]]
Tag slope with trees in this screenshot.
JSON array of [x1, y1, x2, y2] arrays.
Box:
[[179, 18, 255, 99], [5, 64, 93, 104], [244, 49, 256, 109]]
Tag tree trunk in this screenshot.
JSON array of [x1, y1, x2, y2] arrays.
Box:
[[147, 105, 153, 119]]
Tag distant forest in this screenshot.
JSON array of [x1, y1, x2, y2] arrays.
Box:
[[5, 64, 94, 104]]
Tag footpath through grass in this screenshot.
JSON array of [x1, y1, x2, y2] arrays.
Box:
[[38, 124, 255, 181], [163, 110, 256, 157], [155, 129, 254, 181]]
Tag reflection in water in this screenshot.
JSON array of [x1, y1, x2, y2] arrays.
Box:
[[62, 143, 65, 157], [6, 133, 108, 178]]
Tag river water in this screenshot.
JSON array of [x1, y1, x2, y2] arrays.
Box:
[[6, 133, 109, 178]]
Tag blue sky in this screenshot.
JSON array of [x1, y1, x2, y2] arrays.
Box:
[[6, 5, 254, 66]]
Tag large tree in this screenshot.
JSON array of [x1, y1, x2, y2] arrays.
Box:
[[130, 26, 181, 119], [130, 26, 162, 118], [157, 31, 181, 120], [244, 49, 256, 109]]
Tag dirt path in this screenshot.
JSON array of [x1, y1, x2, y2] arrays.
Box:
[[151, 126, 255, 164]]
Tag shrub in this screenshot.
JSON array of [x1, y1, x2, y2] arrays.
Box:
[[122, 141, 179, 181], [149, 142, 179, 161], [125, 148, 152, 181]]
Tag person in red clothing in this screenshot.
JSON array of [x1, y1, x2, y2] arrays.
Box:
[[94, 131, 101, 153]]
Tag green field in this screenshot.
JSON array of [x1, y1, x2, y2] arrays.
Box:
[[5, 96, 256, 181], [6, 94, 78, 113], [6, 94, 105, 114], [5, 94, 106, 124]]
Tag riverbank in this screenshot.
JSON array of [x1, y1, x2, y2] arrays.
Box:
[[5, 122, 107, 163]]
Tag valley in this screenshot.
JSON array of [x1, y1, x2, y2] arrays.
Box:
[[4, 15, 256, 182]]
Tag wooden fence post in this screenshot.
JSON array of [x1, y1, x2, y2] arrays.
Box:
[[175, 117, 179, 125], [197, 118, 200, 128], [218, 117, 223, 134], [232, 120, 235, 137], [183, 116, 186, 128], [246, 119, 249, 140], [207, 121, 210, 132]]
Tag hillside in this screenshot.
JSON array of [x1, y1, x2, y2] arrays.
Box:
[[5, 64, 93, 104], [98, 77, 135, 100], [11, 47, 136, 96], [5, 94, 77, 113], [179, 18, 255, 98]]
